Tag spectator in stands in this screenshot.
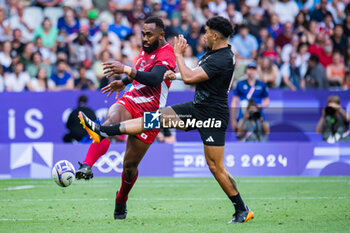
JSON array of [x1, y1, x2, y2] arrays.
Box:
[[54, 34, 71, 58], [92, 21, 121, 55], [303, 54, 328, 89], [30, 67, 55, 91], [187, 0, 206, 26], [257, 27, 269, 50], [122, 34, 140, 63], [319, 37, 334, 67], [26, 51, 51, 79], [0, 41, 12, 72], [280, 52, 302, 90], [273, 0, 299, 24], [267, 14, 283, 39], [260, 0, 274, 16], [20, 42, 34, 66], [326, 51, 345, 88], [109, 10, 132, 40], [69, 32, 93, 70], [276, 21, 293, 51], [295, 42, 310, 77], [97, 0, 116, 25], [230, 24, 258, 61], [344, 14, 350, 37], [281, 34, 300, 63], [316, 95, 350, 143], [310, 0, 332, 22], [34, 37, 51, 64], [4, 61, 32, 92], [305, 20, 317, 45], [33, 17, 58, 49], [126, 0, 149, 25], [87, 9, 99, 38], [113, 0, 133, 11], [93, 34, 121, 61], [294, 11, 308, 38], [230, 62, 269, 130], [261, 36, 278, 62], [247, 7, 266, 39], [195, 33, 206, 60], [220, 3, 243, 28], [257, 56, 279, 88], [63, 95, 97, 143], [75, 67, 95, 90], [331, 24, 347, 55], [93, 49, 112, 88], [0, 7, 10, 42], [8, 2, 34, 42], [36, 0, 60, 8], [237, 99, 270, 142], [208, 0, 227, 16], [185, 20, 200, 56], [57, 7, 80, 40], [317, 12, 334, 36], [11, 29, 25, 54], [173, 10, 192, 38], [50, 60, 74, 90]]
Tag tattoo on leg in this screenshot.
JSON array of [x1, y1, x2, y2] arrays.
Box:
[[228, 173, 238, 192]]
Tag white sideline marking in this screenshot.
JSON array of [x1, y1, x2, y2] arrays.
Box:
[[0, 196, 347, 202], [1, 185, 35, 191]]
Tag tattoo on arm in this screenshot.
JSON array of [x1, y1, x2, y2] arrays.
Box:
[[228, 173, 238, 192], [129, 68, 137, 79]]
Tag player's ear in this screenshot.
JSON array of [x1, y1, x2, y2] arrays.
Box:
[[159, 31, 165, 40]]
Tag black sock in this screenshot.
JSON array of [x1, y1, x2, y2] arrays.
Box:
[[99, 123, 122, 136], [229, 193, 247, 212]]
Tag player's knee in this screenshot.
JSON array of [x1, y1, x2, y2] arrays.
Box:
[[123, 161, 138, 179], [207, 162, 218, 175]]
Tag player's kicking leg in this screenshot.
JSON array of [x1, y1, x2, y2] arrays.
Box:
[[203, 145, 254, 223], [76, 103, 132, 180]]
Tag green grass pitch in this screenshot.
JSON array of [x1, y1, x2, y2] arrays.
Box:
[[1, 177, 350, 233]]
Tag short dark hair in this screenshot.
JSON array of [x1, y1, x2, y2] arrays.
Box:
[[206, 16, 233, 38], [144, 16, 164, 31], [309, 54, 319, 63]]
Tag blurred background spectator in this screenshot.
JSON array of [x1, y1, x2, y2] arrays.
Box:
[[63, 94, 97, 143]]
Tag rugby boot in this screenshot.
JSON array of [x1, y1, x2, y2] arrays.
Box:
[[114, 192, 127, 220], [229, 208, 254, 223], [78, 111, 103, 143], [75, 162, 94, 180]]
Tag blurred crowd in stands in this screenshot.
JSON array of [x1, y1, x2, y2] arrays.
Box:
[[0, 0, 350, 92]]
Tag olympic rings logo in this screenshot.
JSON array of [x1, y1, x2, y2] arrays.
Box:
[[94, 151, 124, 173]]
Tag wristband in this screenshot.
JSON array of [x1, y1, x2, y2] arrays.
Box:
[[121, 77, 131, 86], [175, 73, 182, 80]]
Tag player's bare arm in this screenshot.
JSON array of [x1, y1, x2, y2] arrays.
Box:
[[171, 35, 209, 84]]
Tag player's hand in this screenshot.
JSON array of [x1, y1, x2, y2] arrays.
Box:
[[103, 61, 125, 78], [174, 34, 188, 55], [101, 80, 125, 99], [163, 70, 176, 80]]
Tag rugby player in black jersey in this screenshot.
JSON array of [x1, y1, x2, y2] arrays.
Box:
[[79, 16, 254, 223]]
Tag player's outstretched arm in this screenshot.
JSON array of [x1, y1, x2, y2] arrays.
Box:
[[174, 35, 209, 84], [103, 61, 169, 87]]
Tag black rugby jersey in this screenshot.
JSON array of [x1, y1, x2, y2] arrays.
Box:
[[193, 45, 235, 108]]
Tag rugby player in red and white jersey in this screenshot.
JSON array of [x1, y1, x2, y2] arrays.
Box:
[[75, 16, 176, 219]]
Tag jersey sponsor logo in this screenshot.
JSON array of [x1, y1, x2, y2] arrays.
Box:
[[140, 133, 148, 139], [143, 110, 161, 129], [206, 136, 214, 143]]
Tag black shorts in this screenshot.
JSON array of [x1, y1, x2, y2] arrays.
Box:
[[171, 101, 229, 146]]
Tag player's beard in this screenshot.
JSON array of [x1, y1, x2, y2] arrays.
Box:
[[142, 40, 159, 54]]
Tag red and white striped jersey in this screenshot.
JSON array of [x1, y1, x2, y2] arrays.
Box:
[[122, 42, 176, 112]]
